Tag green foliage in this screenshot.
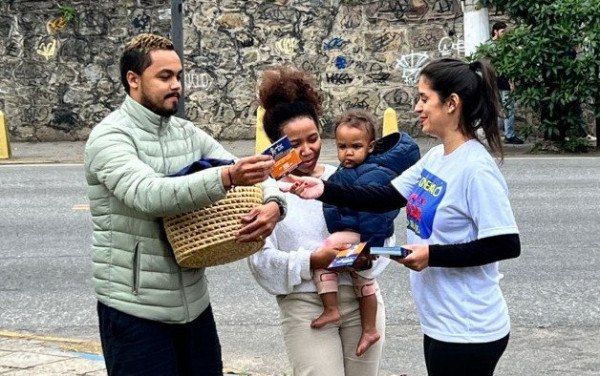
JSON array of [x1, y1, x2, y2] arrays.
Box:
[[59, 5, 77, 23], [476, 0, 600, 149], [561, 137, 590, 152]]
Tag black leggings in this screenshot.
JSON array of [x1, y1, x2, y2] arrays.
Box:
[[423, 333, 509, 376]]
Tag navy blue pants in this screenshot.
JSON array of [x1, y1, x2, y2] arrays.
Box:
[[97, 301, 223, 376], [423, 333, 509, 376]]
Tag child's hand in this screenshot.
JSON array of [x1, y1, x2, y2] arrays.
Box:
[[353, 251, 372, 271], [311, 244, 341, 270], [279, 175, 324, 199]]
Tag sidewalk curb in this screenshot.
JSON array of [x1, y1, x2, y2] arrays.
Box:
[[0, 330, 102, 355], [0, 138, 543, 167], [0, 330, 267, 375], [0, 159, 84, 165]]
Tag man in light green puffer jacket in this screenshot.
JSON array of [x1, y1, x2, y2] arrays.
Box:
[[85, 33, 286, 376]]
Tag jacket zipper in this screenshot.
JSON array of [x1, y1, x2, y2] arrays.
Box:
[[158, 117, 168, 172], [132, 242, 141, 295], [158, 118, 190, 319], [178, 269, 191, 321]]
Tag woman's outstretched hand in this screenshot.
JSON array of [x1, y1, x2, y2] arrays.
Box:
[[393, 244, 429, 271], [278, 175, 324, 199]]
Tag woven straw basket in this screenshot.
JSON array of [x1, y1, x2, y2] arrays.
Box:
[[164, 185, 265, 268]]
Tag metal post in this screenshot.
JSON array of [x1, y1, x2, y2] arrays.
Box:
[[171, 0, 185, 118], [593, 64, 600, 150]]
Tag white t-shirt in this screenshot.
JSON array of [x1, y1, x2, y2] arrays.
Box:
[[248, 164, 391, 295], [392, 140, 518, 343]]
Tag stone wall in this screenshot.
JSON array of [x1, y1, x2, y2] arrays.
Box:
[[0, 0, 172, 141], [1, 0, 470, 142]]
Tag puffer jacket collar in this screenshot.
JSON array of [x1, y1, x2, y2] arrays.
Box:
[[121, 95, 171, 134], [367, 132, 420, 176]]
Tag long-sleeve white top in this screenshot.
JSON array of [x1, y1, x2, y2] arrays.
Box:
[[248, 164, 391, 296]]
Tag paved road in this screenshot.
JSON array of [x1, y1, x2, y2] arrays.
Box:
[[1, 156, 599, 375]]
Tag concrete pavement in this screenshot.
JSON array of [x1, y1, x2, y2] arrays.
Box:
[[0, 136, 532, 375], [0, 331, 105, 375]]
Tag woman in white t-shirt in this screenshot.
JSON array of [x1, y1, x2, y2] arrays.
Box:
[[285, 58, 521, 376]]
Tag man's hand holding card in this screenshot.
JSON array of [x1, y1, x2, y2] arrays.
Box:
[[262, 136, 302, 180]]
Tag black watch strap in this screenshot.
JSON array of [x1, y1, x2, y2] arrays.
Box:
[[264, 197, 286, 220]]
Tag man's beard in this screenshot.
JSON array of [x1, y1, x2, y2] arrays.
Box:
[[141, 92, 179, 117]]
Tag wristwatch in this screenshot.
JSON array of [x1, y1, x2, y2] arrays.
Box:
[[264, 196, 287, 220]]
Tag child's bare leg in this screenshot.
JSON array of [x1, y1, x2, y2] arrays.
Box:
[[312, 292, 341, 328], [356, 293, 380, 356], [352, 275, 380, 356], [312, 269, 341, 328], [325, 231, 360, 248]]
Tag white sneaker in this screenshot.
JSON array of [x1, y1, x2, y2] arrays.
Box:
[[564, 135, 597, 145], [586, 134, 597, 146]]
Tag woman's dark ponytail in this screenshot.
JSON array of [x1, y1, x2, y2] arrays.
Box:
[[420, 58, 504, 160], [470, 59, 503, 159]]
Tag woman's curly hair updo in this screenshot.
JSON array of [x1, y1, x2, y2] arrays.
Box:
[[259, 66, 323, 142]]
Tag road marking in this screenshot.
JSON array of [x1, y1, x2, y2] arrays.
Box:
[[0, 163, 84, 167], [0, 330, 261, 374], [72, 204, 90, 211], [0, 330, 102, 354], [506, 156, 600, 160]]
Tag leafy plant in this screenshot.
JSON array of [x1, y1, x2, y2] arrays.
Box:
[[475, 0, 600, 150], [59, 5, 77, 23], [562, 137, 590, 153]]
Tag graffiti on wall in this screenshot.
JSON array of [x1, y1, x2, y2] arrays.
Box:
[[3, 0, 469, 141], [383, 88, 413, 108], [395, 52, 429, 85], [274, 37, 298, 58], [438, 36, 464, 56], [37, 38, 58, 60], [323, 36, 348, 51], [365, 0, 457, 23], [185, 71, 215, 91], [339, 11, 362, 29], [131, 13, 151, 31], [334, 56, 348, 69], [47, 17, 67, 33], [325, 72, 354, 85], [432, 0, 455, 13]]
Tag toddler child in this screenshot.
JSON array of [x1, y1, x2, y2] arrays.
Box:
[[313, 108, 420, 356]]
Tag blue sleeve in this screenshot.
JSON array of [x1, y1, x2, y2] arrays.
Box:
[[355, 167, 400, 246], [397, 135, 421, 174], [323, 170, 358, 233]]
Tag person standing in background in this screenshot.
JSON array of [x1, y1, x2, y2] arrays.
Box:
[[491, 21, 524, 145]]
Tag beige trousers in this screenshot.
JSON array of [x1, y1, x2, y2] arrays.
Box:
[[276, 284, 385, 376]]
